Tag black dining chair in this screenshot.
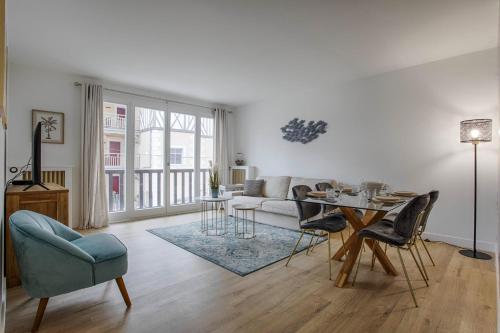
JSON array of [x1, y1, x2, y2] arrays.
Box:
[[382, 190, 439, 269], [286, 185, 347, 280], [416, 190, 439, 266], [353, 194, 430, 307], [314, 182, 363, 256]]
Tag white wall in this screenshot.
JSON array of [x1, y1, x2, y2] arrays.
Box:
[[235, 48, 499, 250], [7, 63, 82, 227]]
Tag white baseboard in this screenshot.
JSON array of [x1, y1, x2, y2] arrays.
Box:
[[421, 231, 497, 253]]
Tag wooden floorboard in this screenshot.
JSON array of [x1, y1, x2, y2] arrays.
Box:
[[6, 213, 497, 333]]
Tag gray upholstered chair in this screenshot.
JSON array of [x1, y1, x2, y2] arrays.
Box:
[[9, 210, 131, 332], [383, 190, 439, 268], [315, 182, 363, 254], [416, 190, 439, 266], [286, 185, 347, 280], [354, 194, 430, 307], [315, 182, 338, 215]]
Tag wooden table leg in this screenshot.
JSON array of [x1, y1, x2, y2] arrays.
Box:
[[335, 237, 363, 287], [332, 232, 356, 260], [333, 208, 397, 287], [365, 239, 397, 276]]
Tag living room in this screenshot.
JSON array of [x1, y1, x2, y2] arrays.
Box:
[[0, 1, 499, 332]]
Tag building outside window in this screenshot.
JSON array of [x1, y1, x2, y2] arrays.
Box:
[[170, 147, 183, 165]]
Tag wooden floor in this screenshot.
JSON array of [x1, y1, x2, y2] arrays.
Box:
[[6, 213, 497, 333]]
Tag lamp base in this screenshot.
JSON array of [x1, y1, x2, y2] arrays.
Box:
[[459, 249, 492, 260]]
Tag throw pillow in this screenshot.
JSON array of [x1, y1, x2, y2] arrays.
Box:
[[243, 179, 264, 197]]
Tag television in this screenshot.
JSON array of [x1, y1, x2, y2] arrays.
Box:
[[23, 122, 49, 191]]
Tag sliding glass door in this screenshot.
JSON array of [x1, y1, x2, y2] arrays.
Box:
[[103, 102, 128, 213], [103, 95, 213, 221], [134, 107, 165, 211]]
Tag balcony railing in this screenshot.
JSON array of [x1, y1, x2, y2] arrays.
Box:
[[104, 168, 210, 213], [104, 113, 126, 130], [104, 153, 124, 168]]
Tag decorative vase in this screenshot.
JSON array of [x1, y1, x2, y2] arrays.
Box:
[[211, 187, 219, 198]]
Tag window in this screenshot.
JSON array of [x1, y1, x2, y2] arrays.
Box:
[[103, 96, 215, 218], [170, 147, 183, 165], [200, 117, 214, 197], [103, 102, 127, 213], [134, 107, 165, 210]]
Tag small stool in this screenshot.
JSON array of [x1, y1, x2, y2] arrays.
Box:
[[232, 204, 258, 239], [200, 197, 229, 236]]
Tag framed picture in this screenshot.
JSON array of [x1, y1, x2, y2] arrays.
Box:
[[32, 110, 65, 144]]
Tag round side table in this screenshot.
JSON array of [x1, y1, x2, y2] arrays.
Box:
[[200, 196, 229, 236], [232, 204, 258, 239]]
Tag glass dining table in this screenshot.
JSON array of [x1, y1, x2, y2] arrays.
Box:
[[288, 193, 409, 288]]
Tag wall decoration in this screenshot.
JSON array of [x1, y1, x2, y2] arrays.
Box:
[[280, 118, 327, 144], [32, 110, 65, 144]]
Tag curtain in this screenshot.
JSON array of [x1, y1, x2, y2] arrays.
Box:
[[79, 83, 108, 229], [213, 106, 230, 185]]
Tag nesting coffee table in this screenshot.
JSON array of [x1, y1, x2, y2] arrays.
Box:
[[232, 204, 258, 239], [200, 196, 229, 236]]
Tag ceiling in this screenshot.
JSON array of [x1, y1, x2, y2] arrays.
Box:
[[7, 0, 499, 106]]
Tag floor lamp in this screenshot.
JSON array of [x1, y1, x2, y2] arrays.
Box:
[[459, 118, 492, 260]]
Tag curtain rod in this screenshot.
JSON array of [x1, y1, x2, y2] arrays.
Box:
[[74, 82, 223, 111]]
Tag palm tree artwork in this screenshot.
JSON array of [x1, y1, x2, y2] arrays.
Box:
[[40, 116, 58, 140]]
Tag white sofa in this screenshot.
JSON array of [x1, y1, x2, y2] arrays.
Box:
[[226, 176, 337, 228]]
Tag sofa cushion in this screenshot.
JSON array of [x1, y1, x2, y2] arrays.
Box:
[[261, 200, 298, 217], [257, 176, 291, 199], [243, 179, 264, 197], [287, 177, 337, 199]]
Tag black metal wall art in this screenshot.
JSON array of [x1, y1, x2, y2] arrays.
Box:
[[280, 118, 328, 144]]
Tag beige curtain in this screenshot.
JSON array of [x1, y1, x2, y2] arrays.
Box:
[[213, 106, 230, 185], [79, 83, 108, 229]]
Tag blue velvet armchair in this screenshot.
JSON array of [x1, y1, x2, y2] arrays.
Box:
[[9, 210, 131, 332]]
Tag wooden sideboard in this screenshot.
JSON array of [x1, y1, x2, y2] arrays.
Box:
[[5, 183, 69, 288]]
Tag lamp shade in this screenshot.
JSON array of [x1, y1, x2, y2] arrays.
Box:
[[460, 119, 492, 143]]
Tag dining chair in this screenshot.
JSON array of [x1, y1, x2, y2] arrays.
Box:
[[286, 185, 347, 280], [314, 182, 363, 256], [381, 190, 439, 267], [353, 194, 430, 307]]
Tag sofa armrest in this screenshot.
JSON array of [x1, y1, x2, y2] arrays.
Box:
[[225, 190, 244, 198]]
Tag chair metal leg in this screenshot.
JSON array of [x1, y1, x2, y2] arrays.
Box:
[[32, 298, 49, 332], [306, 233, 315, 255], [419, 235, 436, 266], [352, 239, 364, 286], [340, 231, 346, 257], [413, 241, 429, 281], [397, 247, 418, 307], [115, 277, 132, 307], [409, 247, 429, 287], [286, 230, 305, 266], [384, 243, 388, 254], [328, 233, 332, 280]]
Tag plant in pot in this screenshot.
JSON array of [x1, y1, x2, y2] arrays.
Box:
[[209, 162, 220, 198]]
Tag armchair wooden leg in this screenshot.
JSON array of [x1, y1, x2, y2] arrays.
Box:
[[115, 277, 132, 307], [32, 298, 49, 332]]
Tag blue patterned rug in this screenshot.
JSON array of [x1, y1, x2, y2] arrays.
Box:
[[147, 219, 323, 276]]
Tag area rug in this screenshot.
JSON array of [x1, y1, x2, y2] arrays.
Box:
[[147, 219, 323, 276]]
